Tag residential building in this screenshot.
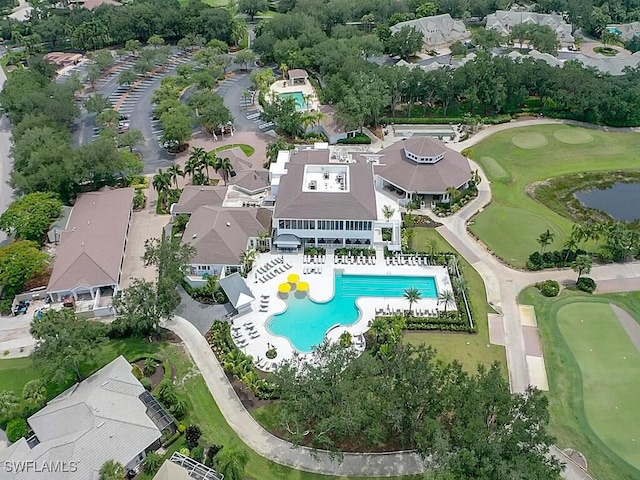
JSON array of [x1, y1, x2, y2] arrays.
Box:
[[373, 137, 472, 204], [486, 10, 574, 48], [46, 187, 134, 316], [390, 14, 471, 51], [0, 356, 174, 480], [607, 22, 640, 41], [170, 185, 228, 217], [270, 144, 379, 249], [182, 206, 272, 286]]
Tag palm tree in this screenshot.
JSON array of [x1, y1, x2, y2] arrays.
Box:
[[215, 443, 250, 480], [240, 248, 257, 272], [204, 152, 220, 184], [100, 460, 126, 480], [563, 235, 579, 262], [300, 113, 316, 132], [537, 229, 555, 254], [184, 156, 200, 184], [452, 276, 468, 294], [438, 290, 455, 315], [572, 254, 592, 281], [167, 164, 183, 189], [217, 157, 234, 185], [313, 111, 327, 128], [445, 186, 459, 204], [22, 379, 46, 407], [152, 169, 171, 211], [403, 287, 422, 317], [280, 63, 289, 80], [223, 350, 252, 378], [189, 147, 207, 173], [382, 205, 395, 221], [369, 317, 389, 344], [0, 391, 19, 418]]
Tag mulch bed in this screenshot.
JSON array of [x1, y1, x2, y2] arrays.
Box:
[[134, 359, 166, 390], [225, 371, 271, 412]]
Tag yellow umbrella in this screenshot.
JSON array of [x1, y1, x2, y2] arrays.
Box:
[[278, 282, 292, 293], [297, 281, 309, 292], [287, 273, 300, 283]]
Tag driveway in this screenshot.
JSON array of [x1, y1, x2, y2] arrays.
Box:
[[174, 287, 233, 334], [120, 210, 169, 289]]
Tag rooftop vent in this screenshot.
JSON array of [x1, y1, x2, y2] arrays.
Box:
[[226, 222, 231, 227], [192, 234, 197, 239], [96, 421, 105, 428]]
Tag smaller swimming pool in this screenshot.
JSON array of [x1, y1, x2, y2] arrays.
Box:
[[267, 272, 438, 352], [279, 91, 307, 111]]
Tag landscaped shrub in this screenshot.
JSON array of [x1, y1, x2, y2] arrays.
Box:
[[143, 358, 157, 376], [576, 277, 597, 293], [190, 445, 205, 462], [380, 117, 464, 125], [481, 114, 513, 124], [526, 249, 587, 270], [140, 377, 152, 391], [144, 452, 163, 474], [205, 445, 224, 467], [535, 280, 560, 297], [185, 425, 202, 449], [337, 133, 371, 144], [131, 364, 143, 380], [6, 418, 28, 442], [163, 430, 182, 448]]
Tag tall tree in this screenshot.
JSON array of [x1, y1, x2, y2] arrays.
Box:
[[112, 279, 164, 337], [0, 241, 49, 311], [0, 391, 19, 419], [152, 169, 172, 211], [438, 289, 455, 315], [84, 93, 112, 115], [167, 164, 184, 189], [386, 26, 423, 60], [31, 309, 107, 385], [238, 0, 267, 21]]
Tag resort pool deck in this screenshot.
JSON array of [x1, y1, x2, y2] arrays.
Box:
[[230, 251, 453, 370]]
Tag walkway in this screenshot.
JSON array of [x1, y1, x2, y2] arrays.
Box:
[[162, 315, 426, 477]]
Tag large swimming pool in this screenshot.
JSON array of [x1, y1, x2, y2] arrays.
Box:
[[278, 91, 307, 111], [267, 272, 438, 352]]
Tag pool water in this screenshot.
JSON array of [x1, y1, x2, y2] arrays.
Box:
[[267, 273, 438, 352], [279, 91, 307, 111]]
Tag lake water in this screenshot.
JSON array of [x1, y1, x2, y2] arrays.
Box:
[[575, 182, 640, 221]]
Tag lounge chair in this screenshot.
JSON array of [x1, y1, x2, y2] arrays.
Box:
[[318, 267, 322, 274]]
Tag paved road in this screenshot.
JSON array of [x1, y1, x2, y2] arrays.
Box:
[[0, 67, 15, 245]]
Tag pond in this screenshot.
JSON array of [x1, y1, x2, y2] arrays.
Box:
[[575, 182, 640, 222]]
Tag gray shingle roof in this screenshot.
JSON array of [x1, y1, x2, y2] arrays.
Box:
[[172, 186, 228, 215], [373, 138, 471, 194], [0, 356, 161, 480], [182, 207, 272, 266], [47, 188, 134, 294], [390, 14, 470, 49], [231, 169, 270, 194], [273, 150, 378, 221], [219, 272, 255, 309]]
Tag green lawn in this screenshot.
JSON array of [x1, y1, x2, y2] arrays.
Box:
[[520, 288, 640, 480], [469, 125, 640, 267], [0, 357, 41, 396], [212, 143, 255, 157], [405, 228, 506, 371]]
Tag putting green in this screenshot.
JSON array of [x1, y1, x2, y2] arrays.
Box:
[[479, 156, 509, 181], [553, 128, 594, 144], [470, 205, 563, 263], [511, 132, 548, 149], [557, 302, 640, 472]]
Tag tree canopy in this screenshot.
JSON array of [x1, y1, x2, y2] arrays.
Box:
[[0, 192, 62, 243], [31, 309, 107, 385], [272, 342, 561, 479], [0, 241, 49, 312]]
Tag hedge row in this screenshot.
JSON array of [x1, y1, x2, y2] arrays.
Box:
[[381, 117, 464, 124], [337, 134, 371, 144], [406, 322, 476, 333]]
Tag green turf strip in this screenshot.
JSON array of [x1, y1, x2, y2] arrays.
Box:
[[557, 302, 640, 472]]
